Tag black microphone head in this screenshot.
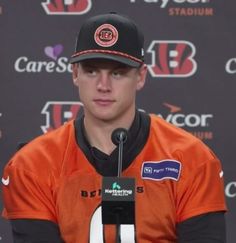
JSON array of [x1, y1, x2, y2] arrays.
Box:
[[111, 128, 128, 145]]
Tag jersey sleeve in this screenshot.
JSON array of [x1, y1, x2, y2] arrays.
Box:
[[175, 142, 227, 222], [2, 160, 58, 223]]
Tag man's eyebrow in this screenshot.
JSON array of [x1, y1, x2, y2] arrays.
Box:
[[111, 63, 134, 71]]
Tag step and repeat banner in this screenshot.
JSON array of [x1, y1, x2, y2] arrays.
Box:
[[0, 0, 235, 242]]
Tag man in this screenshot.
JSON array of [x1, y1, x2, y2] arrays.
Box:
[[2, 13, 227, 242]]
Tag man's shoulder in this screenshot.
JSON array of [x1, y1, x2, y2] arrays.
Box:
[[148, 113, 217, 162], [7, 120, 76, 175], [21, 120, 75, 151], [149, 113, 195, 140]]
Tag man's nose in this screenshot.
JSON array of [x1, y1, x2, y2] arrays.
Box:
[[96, 72, 112, 92]]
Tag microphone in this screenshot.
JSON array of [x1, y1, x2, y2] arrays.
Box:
[[111, 128, 128, 177], [111, 128, 128, 145], [102, 128, 135, 226]]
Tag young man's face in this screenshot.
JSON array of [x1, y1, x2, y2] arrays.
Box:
[[72, 59, 147, 124]]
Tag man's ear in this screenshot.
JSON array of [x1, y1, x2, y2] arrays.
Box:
[[72, 63, 79, 85], [136, 64, 147, 90]]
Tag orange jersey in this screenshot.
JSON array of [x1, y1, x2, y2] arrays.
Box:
[[2, 113, 227, 242]]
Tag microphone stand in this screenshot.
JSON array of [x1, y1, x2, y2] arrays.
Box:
[[101, 128, 128, 243], [102, 127, 135, 242], [117, 132, 124, 177], [115, 131, 127, 243]]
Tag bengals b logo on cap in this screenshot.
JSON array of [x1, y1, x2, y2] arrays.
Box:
[[94, 24, 119, 47]]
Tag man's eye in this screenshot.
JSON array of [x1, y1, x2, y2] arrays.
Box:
[[86, 69, 97, 75], [112, 71, 122, 78]]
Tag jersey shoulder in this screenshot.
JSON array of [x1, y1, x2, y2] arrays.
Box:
[[5, 120, 77, 177], [150, 113, 198, 141], [149, 114, 217, 162]]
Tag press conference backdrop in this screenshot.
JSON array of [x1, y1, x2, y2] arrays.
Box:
[[0, 0, 235, 242]]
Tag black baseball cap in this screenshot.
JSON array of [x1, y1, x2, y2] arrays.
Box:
[[70, 12, 144, 67]]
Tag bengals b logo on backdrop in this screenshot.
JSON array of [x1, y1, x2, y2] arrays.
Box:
[[41, 101, 83, 133], [147, 40, 197, 78], [41, 0, 92, 15]]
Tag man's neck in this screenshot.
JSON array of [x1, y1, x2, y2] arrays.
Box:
[[83, 110, 136, 155]]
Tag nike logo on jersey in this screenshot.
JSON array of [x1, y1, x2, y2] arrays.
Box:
[[2, 176, 10, 186], [219, 170, 224, 178]]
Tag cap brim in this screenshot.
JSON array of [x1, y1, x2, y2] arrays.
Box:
[[70, 53, 142, 68]]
